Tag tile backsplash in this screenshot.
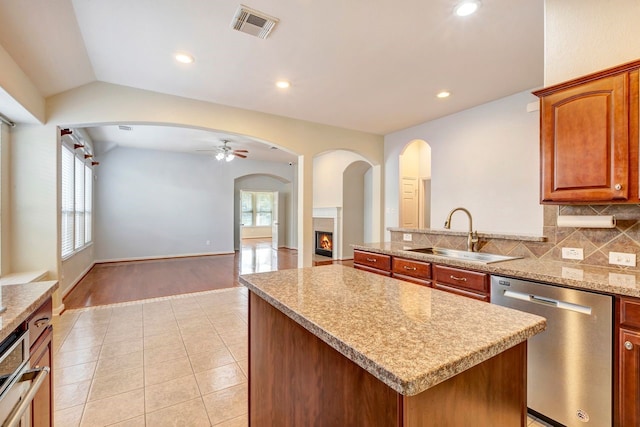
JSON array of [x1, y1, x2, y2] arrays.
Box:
[[390, 204, 640, 271]]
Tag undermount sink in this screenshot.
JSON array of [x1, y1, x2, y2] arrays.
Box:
[[405, 247, 522, 264]]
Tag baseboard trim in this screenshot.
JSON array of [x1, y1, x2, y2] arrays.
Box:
[[95, 251, 235, 264], [62, 261, 97, 300]]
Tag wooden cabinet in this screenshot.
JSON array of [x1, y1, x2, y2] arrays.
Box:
[[29, 326, 52, 427], [392, 257, 431, 286], [534, 61, 640, 204], [432, 265, 489, 302], [617, 297, 640, 426], [354, 250, 391, 276], [28, 299, 53, 427]]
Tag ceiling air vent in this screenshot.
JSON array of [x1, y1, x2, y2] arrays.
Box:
[[231, 5, 279, 39], [118, 125, 132, 131]]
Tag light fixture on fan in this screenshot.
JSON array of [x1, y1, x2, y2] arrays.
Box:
[[197, 140, 249, 162]]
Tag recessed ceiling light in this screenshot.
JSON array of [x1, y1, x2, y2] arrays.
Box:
[[276, 80, 291, 89], [455, 1, 480, 17], [175, 53, 195, 64], [436, 91, 451, 99]]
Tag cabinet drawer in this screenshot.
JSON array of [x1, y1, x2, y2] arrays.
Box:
[[392, 258, 431, 280], [353, 250, 391, 272], [433, 265, 488, 293], [433, 283, 489, 302], [620, 297, 640, 329], [28, 298, 52, 349]]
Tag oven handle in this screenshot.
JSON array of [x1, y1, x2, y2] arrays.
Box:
[[2, 366, 50, 427]]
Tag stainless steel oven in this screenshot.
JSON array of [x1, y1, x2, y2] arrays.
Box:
[[0, 329, 49, 427]]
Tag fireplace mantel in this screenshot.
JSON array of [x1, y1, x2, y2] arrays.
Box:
[[312, 207, 342, 260]]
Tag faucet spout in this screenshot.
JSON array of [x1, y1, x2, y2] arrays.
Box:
[[444, 207, 479, 252]]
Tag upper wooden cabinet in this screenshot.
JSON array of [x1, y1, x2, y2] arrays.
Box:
[[534, 60, 640, 204]]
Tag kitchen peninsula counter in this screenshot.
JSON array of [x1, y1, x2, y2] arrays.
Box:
[[240, 265, 545, 426], [354, 241, 640, 298], [0, 280, 58, 343]]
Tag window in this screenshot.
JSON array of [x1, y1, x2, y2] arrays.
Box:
[[61, 142, 93, 258], [240, 191, 273, 227]]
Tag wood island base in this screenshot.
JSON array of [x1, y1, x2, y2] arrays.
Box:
[[249, 292, 528, 426]]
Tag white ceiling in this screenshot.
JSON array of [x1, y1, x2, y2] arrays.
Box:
[[0, 0, 543, 154]]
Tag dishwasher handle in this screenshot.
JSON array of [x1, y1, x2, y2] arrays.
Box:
[[502, 289, 592, 315], [2, 366, 50, 427]]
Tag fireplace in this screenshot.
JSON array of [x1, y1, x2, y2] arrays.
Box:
[[315, 231, 333, 257]]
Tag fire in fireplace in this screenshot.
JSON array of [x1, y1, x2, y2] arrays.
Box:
[[315, 231, 333, 257]]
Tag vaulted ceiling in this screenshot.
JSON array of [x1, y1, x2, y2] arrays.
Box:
[[0, 0, 543, 136]]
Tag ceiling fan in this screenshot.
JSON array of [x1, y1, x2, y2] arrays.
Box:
[[197, 140, 249, 161]]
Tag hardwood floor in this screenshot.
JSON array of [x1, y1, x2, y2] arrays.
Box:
[[64, 239, 298, 309]]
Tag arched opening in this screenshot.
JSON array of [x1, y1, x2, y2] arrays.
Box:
[[312, 150, 373, 262], [234, 173, 294, 251], [399, 140, 431, 229]]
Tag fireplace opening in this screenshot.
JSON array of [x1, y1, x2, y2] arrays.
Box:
[[315, 231, 333, 257]]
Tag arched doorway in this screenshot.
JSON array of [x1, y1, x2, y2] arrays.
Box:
[[399, 140, 431, 229]]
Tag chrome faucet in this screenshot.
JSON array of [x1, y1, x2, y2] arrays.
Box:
[[444, 207, 479, 252]]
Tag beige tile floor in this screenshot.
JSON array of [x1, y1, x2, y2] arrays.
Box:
[[53, 286, 552, 427], [53, 287, 249, 427]]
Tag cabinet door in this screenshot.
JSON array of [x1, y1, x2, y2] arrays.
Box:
[[30, 326, 53, 427], [620, 328, 640, 427], [540, 73, 629, 202]]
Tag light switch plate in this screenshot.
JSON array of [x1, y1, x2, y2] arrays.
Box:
[[609, 251, 636, 267], [561, 247, 584, 260], [403, 233, 412, 242]]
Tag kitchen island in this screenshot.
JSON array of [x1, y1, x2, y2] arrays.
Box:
[[240, 265, 546, 426]]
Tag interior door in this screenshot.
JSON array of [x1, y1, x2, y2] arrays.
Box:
[[271, 191, 279, 249], [401, 177, 419, 228]]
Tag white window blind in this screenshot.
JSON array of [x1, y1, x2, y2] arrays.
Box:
[[61, 141, 93, 259], [61, 146, 75, 257]]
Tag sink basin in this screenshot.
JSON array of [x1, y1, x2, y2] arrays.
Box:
[[405, 247, 521, 264]]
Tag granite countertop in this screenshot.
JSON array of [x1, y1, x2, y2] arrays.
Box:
[[354, 241, 640, 298], [240, 265, 545, 396], [0, 280, 59, 343]]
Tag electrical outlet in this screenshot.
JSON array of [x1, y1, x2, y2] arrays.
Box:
[[609, 251, 636, 267], [561, 247, 584, 260], [403, 233, 412, 242]]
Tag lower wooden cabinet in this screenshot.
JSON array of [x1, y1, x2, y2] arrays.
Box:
[[617, 296, 640, 426], [392, 257, 431, 286], [432, 265, 489, 301], [29, 325, 53, 427], [354, 250, 392, 276]]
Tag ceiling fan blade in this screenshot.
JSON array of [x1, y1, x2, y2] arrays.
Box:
[[234, 153, 248, 158], [233, 149, 249, 153]]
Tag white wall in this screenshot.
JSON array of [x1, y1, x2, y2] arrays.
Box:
[[545, 0, 640, 85], [95, 146, 294, 261], [234, 175, 293, 249], [313, 150, 371, 208], [385, 90, 542, 237], [60, 245, 95, 298], [0, 123, 10, 275], [342, 162, 369, 258]]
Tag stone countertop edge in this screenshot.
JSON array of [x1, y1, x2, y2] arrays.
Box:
[[240, 268, 545, 396], [0, 280, 59, 343], [354, 242, 640, 298], [388, 227, 547, 242]]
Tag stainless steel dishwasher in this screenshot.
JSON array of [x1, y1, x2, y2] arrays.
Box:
[[491, 275, 612, 427]]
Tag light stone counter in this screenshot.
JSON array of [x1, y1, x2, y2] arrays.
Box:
[[0, 280, 58, 343], [240, 264, 545, 396], [354, 241, 640, 298]]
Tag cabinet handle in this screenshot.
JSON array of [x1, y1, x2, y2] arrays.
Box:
[[450, 275, 467, 282], [34, 317, 50, 328], [615, 184, 622, 191], [403, 266, 417, 271], [625, 341, 634, 351], [366, 258, 377, 263]]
